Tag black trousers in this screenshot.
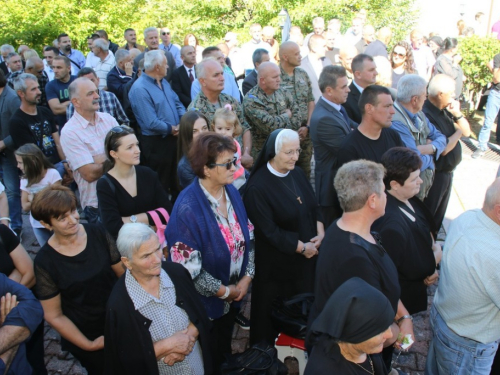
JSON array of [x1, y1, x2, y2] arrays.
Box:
[[140, 135, 179, 201], [424, 171, 453, 232], [211, 306, 239, 375]]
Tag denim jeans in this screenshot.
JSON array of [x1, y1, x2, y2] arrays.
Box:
[[426, 304, 498, 375], [0, 153, 22, 231], [478, 89, 500, 149]]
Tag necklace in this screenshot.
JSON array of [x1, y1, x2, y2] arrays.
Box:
[[215, 187, 224, 201], [350, 355, 374, 375], [277, 174, 302, 204]]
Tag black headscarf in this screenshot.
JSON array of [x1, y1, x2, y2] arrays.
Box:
[[311, 278, 395, 344], [247, 128, 284, 183]]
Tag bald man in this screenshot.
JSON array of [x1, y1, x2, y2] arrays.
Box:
[[300, 35, 332, 102], [24, 57, 50, 106], [365, 27, 392, 59], [279, 41, 315, 177], [337, 45, 358, 84], [243, 62, 301, 157], [354, 25, 375, 54]]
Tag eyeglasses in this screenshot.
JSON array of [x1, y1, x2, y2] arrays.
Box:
[[393, 52, 406, 58], [162, 32, 170, 36], [280, 149, 302, 156], [209, 157, 237, 170]]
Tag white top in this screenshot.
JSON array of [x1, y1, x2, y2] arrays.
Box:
[[20, 168, 61, 228], [267, 161, 289, 177], [94, 52, 116, 89], [434, 209, 500, 343]]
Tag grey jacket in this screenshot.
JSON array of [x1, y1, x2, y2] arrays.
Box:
[[0, 85, 20, 151]]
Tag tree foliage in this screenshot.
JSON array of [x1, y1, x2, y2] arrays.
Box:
[[459, 35, 500, 111], [0, 0, 417, 53]]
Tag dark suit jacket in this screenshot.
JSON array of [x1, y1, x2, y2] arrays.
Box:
[[310, 97, 356, 207], [0, 62, 7, 76], [242, 70, 258, 95], [134, 49, 176, 82], [343, 82, 362, 124], [171, 65, 194, 108]]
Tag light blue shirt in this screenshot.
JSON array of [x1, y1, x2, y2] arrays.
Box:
[[60, 49, 86, 75], [391, 104, 446, 171], [128, 73, 186, 136], [191, 70, 241, 103], [159, 43, 183, 68]]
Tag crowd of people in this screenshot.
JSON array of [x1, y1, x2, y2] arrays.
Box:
[[0, 8, 500, 375]]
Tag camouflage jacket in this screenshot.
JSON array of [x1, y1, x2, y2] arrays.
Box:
[[279, 65, 314, 126], [243, 85, 301, 156]]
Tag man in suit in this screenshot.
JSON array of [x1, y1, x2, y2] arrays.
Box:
[[342, 53, 377, 124], [0, 45, 15, 76], [310, 65, 356, 228], [171, 45, 197, 108], [242, 48, 270, 95], [300, 35, 332, 102]]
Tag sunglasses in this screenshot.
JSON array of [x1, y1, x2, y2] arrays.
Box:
[[393, 52, 406, 58], [162, 32, 170, 36], [209, 157, 237, 170]]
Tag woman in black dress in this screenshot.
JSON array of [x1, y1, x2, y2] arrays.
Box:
[[373, 147, 441, 314], [305, 278, 395, 375], [32, 185, 124, 375], [244, 129, 324, 345], [307, 159, 413, 371], [96, 125, 172, 240]]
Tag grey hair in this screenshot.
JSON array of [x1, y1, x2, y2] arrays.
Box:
[[144, 27, 158, 38], [13, 73, 38, 93], [318, 65, 347, 93], [312, 17, 325, 26], [275, 129, 300, 154], [93, 38, 109, 52], [334, 160, 385, 212], [144, 50, 165, 71], [428, 74, 455, 97], [196, 57, 218, 79], [114, 49, 130, 64], [6, 52, 19, 63], [0, 45, 14, 54], [484, 177, 500, 211], [117, 223, 157, 259], [25, 57, 42, 70], [68, 77, 93, 100], [252, 48, 269, 67], [396, 74, 427, 103]]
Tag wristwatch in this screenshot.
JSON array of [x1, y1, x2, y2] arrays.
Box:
[[397, 315, 413, 324], [130, 215, 138, 223], [431, 144, 437, 154], [301, 245, 306, 254]]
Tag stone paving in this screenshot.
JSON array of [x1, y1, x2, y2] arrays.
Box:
[[21, 138, 498, 374]]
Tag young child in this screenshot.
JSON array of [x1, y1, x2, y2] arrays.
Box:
[[212, 105, 246, 190], [15, 144, 61, 246]]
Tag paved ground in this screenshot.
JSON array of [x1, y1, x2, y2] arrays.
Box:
[[23, 133, 499, 374]]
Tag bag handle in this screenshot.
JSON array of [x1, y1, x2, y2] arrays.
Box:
[[148, 210, 166, 245], [155, 207, 170, 223], [239, 346, 274, 371]]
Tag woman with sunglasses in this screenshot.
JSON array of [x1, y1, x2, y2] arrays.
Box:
[[96, 126, 172, 239], [243, 129, 324, 346], [390, 41, 416, 89], [166, 133, 254, 374]]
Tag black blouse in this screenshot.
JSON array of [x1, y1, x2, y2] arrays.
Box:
[[309, 221, 400, 337], [34, 224, 121, 345], [96, 165, 172, 239], [372, 194, 436, 314]]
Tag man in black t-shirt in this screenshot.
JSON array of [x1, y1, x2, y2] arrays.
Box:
[[336, 85, 404, 169], [10, 73, 69, 178], [423, 74, 471, 230]]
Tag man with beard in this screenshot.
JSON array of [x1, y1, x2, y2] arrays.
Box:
[[57, 33, 86, 75], [45, 56, 76, 129], [24, 57, 49, 107], [9, 73, 69, 179]]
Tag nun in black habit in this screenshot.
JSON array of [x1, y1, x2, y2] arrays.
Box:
[[243, 129, 324, 345], [305, 277, 395, 375]]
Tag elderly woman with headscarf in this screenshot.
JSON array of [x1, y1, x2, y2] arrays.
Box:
[[165, 133, 254, 374], [305, 278, 395, 374], [243, 129, 324, 345], [104, 223, 212, 375], [307, 160, 414, 371]]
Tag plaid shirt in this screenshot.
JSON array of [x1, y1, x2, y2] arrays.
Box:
[[8, 70, 49, 107], [61, 111, 118, 209], [67, 89, 129, 125]]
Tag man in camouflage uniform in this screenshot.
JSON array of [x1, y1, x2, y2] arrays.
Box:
[[243, 62, 301, 158], [279, 41, 315, 177], [188, 58, 253, 168]]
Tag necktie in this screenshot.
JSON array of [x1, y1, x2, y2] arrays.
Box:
[[188, 69, 194, 82], [339, 106, 350, 124]]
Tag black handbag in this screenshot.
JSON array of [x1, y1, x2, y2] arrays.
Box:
[[220, 341, 288, 375], [271, 293, 315, 339]]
